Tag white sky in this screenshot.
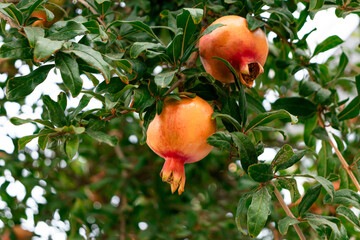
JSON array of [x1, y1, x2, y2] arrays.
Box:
[[0, 6, 359, 239]]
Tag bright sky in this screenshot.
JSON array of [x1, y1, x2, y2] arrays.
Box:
[[0, 5, 359, 239]]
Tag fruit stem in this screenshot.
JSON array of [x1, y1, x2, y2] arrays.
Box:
[[271, 182, 306, 240]]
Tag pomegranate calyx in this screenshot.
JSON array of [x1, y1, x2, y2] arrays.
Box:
[[160, 158, 186, 195], [239, 62, 264, 88]]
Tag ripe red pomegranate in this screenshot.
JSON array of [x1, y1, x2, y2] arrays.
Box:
[[199, 15, 268, 88], [146, 96, 216, 194]]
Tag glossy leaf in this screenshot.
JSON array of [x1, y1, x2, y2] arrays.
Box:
[[235, 192, 252, 235], [231, 132, 258, 173], [212, 112, 242, 132], [55, 52, 82, 97], [0, 39, 32, 59], [272, 97, 317, 118], [323, 189, 360, 210], [23, 26, 45, 48], [34, 37, 64, 62], [248, 163, 273, 182], [313, 35, 344, 57], [247, 187, 271, 238], [338, 96, 360, 121], [275, 150, 308, 171], [272, 144, 294, 169], [298, 184, 321, 217], [336, 206, 360, 230], [6, 64, 54, 100], [154, 71, 176, 88], [86, 129, 118, 147], [49, 21, 88, 41], [65, 134, 79, 159], [246, 110, 298, 133], [42, 95, 68, 127], [10, 117, 54, 129], [278, 216, 300, 235], [207, 132, 232, 151]]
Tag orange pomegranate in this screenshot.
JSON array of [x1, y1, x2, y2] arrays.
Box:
[[30, 0, 65, 27], [146, 96, 216, 194], [2, 225, 33, 240], [31, 10, 48, 27], [199, 15, 268, 88]]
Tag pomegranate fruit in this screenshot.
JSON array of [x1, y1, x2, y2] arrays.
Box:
[[199, 15, 268, 88], [2, 225, 32, 240], [31, 0, 65, 27], [146, 96, 216, 194]]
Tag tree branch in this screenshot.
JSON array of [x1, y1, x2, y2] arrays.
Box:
[[318, 115, 360, 192], [271, 182, 306, 240]]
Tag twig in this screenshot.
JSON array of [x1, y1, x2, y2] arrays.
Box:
[[271, 182, 306, 240], [325, 128, 360, 192], [77, 0, 107, 29], [318, 115, 360, 192]]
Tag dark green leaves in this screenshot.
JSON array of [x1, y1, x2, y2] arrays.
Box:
[[212, 112, 242, 132], [245, 110, 298, 133], [248, 163, 273, 182], [247, 187, 271, 238], [65, 43, 111, 83], [86, 129, 118, 147], [246, 14, 265, 31], [309, 0, 325, 11], [312, 35, 344, 57], [336, 206, 360, 230], [0, 39, 32, 59], [49, 21, 88, 41], [55, 52, 82, 97], [6, 64, 54, 100], [231, 132, 257, 173], [298, 184, 322, 216], [42, 95, 68, 127], [34, 37, 64, 62], [275, 149, 308, 172], [272, 144, 294, 169], [207, 132, 232, 151], [278, 216, 300, 235], [324, 189, 360, 209], [235, 192, 252, 235], [154, 71, 176, 88], [277, 178, 301, 203], [272, 97, 317, 118], [338, 96, 359, 121]]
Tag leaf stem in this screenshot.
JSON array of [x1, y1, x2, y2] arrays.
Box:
[[271, 182, 306, 240]]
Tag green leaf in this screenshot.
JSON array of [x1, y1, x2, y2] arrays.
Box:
[[86, 129, 118, 147], [130, 42, 165, 59], [65, 134, 79, 159], [318, 141, 333, 177], [304, 114, 317, 147], [0, 39, 32, 59], [212, 56, 241, 88], [200, 23, 224, 36], [278, 216, 300, 235], [248, 163, 273, 182], [336, 206, 360, 230], [267, 8, 294, 23], [23, 26, 45, 48], [332, 134, 344, 152], [298, 184, 321, 216], [231, 132, 258, 173], [207, 132, 232, 151], [166, 30, 183, 65], [212, 112, 242, 132], [334, 52, 348, 80], [247, 187, 271, 238], [313, 175, 335, 201], [246, 92, 266, 114], [356, 74, 360, 97], [339, 167, 349, 189], [38, 132, 49, 150], [183, 8, 203, 24], [323, 189, 360, 210], [49, 21, 88, 41], [311, 126, 329, 141], [305, 214, 341, 239], [253, 126, 287, 140], [309, 0, 325, 10], [338, 96, 360, 121], [236, 192, 252, 235], [42, 95, 68, 127], [65, 43, 111, 83], [6, 64, 54, 100], [10, 117, 54, 129], [0, 3, 23, 25], [154, 71, 176, 88], [176, 9, 197, 59], [107, 20, 162, 43], [18, 134, 39, 150], [313, 35, 344, 57], [275, 150, 308, 171], [245, 110, 298, 133], [299, 81, 321, 97], [55, 52, 82, 97], [34, 37, 64, 62], [277, 178, 301, 203], [314, 88, 332, 104], [272, 144, 294, 169], [69, 94, 92, 119], [272, 97, 317, 118], [246, 14, 265, 31]]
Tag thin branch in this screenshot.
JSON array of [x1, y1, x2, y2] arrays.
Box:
[[271, 182, 306, 240], [77, 0, 107, 29], [318, 115, 360, 192]]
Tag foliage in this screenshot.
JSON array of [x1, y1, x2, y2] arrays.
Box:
[[0, 0, 359, 239]]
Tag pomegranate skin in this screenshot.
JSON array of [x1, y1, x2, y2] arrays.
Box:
[[146, 96, 216, 194], [199, 15, 268, 87]]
